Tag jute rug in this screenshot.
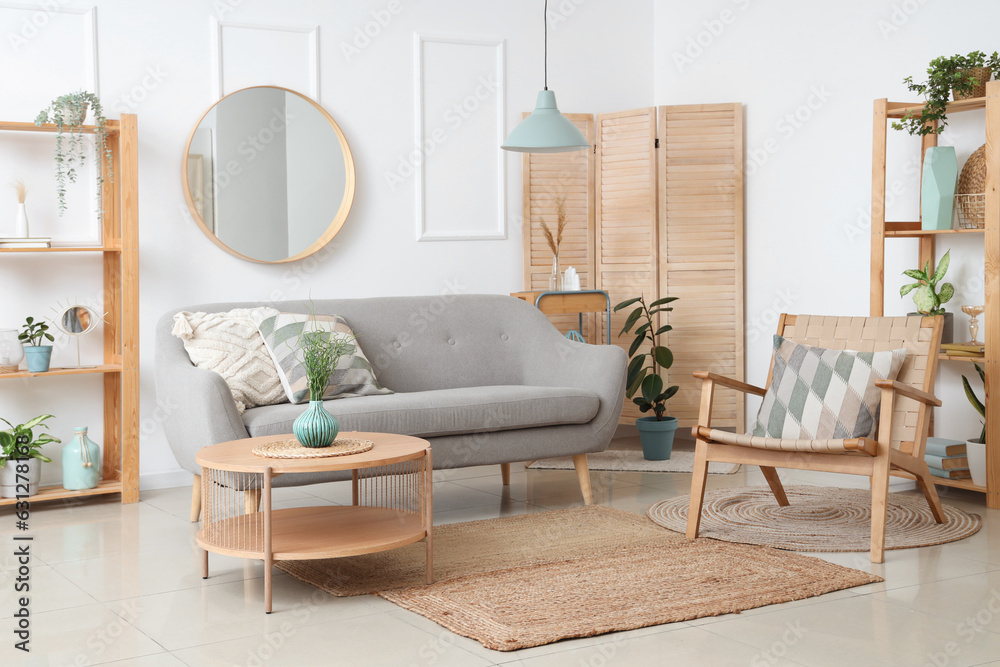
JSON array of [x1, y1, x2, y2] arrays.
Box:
[[647, 486, 982, 552], [278, 506, 881, 651], [526, 447, 740, 474]]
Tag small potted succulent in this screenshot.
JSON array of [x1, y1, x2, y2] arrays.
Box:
[[615, 294, 679, 460], [18, 316, 55, 373], [893, 51, 1000, 135], [0, 415, 59, 498], [962, 363, 988, 488], [900, 250, 955, 343], [34, 91, 114, 218]]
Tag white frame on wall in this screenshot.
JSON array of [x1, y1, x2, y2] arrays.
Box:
[[413, 33, 506, 242], [209, 18, 321, 101]]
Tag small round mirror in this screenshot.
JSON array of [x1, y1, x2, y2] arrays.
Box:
[[182, 86, 356, 264], [60, 306, 98, 335]]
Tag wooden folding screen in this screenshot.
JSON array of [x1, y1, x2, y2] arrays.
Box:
[[522, 104, 744, 429], [521, 114, 596, 338]]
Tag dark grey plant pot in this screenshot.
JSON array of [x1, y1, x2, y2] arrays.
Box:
[[907, 312, 953, 344]]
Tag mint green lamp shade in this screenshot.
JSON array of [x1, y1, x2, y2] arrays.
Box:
[[501, 90, 589, 153]]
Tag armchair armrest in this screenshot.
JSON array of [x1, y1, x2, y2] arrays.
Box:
[[873, 380, 941, 407], [693, 371, 767, 397]]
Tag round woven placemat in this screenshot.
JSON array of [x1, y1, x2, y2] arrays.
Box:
[[648, 486, 981, 552], [252, 438, 374, 459]]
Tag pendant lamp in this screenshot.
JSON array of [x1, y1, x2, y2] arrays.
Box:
[[501, 0, 589, 153]]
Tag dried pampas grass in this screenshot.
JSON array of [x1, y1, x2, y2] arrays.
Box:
[[540, 196, 568, 256], [13, 180, 27, 204]]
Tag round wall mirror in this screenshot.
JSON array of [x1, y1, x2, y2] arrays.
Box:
[[182, 86, 356, 264]]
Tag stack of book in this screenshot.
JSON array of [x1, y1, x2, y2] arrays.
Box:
[[0, 236, 51, 249], [925, 437, 970, 479], [941, 343, 985, 358]]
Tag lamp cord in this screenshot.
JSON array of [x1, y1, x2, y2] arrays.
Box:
[[543, 0, 548, 90]]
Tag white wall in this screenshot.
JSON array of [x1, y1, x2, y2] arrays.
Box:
[[653, 0, 996, 442], [0, 0, 654, 488]]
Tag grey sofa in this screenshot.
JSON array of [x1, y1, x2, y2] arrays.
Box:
[[155, 295, 627, 520]]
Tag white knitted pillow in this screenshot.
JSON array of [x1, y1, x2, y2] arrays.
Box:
[[171, 307, 286, 413]]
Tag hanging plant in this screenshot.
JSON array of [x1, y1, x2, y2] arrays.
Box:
[[892, 51, 1000, 136], [34, 91, 114, 219]]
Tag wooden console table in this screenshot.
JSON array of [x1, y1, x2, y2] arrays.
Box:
[[196, 432, 433, 613], [511, 290, 612, 344]]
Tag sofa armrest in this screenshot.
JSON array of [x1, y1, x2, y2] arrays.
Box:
[[154, 314, 249, 474], [521, 330, 627, 445]]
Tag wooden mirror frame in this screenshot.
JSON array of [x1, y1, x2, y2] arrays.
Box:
[[181, 86, 356, 264]]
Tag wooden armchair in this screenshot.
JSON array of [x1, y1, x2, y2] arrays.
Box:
[[687, 314, 946, 563]]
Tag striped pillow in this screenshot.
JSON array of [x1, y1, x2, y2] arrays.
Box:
[[255, 312, 392, 404]]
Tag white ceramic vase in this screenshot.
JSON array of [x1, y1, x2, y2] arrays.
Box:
[[967, 440, 987, 487], [14, 203, 28, 238]]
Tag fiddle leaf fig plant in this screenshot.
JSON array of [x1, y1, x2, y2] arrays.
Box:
[[34, 91, 114, 218], [615, 294, 679, 421], [962, 362, 986, 445], [0, 415, 58, 468], [893, 51, 1000, 135], [900, 249, 955, 315]]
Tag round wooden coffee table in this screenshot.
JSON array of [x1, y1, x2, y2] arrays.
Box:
[[196, 432, 433, 613]]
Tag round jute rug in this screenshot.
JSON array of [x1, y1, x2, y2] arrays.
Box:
[[647, 486, 982, 552]]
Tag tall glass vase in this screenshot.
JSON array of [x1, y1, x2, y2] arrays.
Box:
[[549, 255, 562, 291]]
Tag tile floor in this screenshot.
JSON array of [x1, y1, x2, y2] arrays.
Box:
[[2, 440, 1000, 666]]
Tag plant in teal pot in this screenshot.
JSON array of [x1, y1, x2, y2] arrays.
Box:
[[615, 294, 680, 460], [18, 316, 55, 373], [291, 323, 355, 448]]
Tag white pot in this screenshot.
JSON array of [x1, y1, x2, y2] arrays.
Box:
[[967, 440, 987, 488], [0, 458, 40, 498]]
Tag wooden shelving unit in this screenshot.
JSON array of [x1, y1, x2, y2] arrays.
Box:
[[871, 84, 998, 508], [0, 115, 139, 506]]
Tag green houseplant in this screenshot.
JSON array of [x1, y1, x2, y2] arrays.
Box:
[[615, 294, 679, 460], [962, 363, 988, 487], [18, 316, 55, 373], [34, 91, 114, 218], [0, 414, 59, 498], [289, 321, 356, 448], [893, 51, 1000, 135], [900, 250, 955, 342]]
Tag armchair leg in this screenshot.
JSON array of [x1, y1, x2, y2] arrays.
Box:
[[760, 467, 790, 506], [870, 454, 892, 564], [190, 474, 202, 523], [914, 462, 946, 523], [500, 463, 511, 486], [686, 442, 710, 540], [572, 454, 592, 505]]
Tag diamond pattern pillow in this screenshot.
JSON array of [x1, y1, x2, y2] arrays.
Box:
[[171, 307, 286, 413], [255, 312, 392, 404], [749, 335, 907, 440]]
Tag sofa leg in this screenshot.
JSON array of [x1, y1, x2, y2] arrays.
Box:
[[190, 474, 202, 523], [245, 489, 262, 514], [572, 454, 592, 505], [500, 463, 511, 486]]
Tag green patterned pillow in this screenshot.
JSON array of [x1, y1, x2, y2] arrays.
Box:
[[255, 313, 392, 404], [749, 335, 906, 440]]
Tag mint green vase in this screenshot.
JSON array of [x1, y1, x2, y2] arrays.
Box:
[[293, 400, 339, 448], [62, 426, 101, 490], [921, 146, 958, 230]]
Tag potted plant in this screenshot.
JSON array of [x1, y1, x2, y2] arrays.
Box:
[[291, 321, 356, 448], [962, 362, 988, 487], [18, 316, 55, 373], [34, 91, 114, 218], [615, 294, 680, 460], [900, 249, 955, 342], [893, 51, 1000, 135], [0, 414, 58, 498]]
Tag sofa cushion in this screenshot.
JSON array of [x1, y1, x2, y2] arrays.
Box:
[[241, 385, 600, 439]]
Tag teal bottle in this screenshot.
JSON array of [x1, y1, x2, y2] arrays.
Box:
[[63, 426, 101, 490], [293, 400, 339, 448]]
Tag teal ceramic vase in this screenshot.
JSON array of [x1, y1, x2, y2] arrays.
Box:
[[293, 400, 339, 448], [62, 426, 101, 490], [921, 146, 958, 230], [24, 345, 53, 372], [636, 416, 678, 460]]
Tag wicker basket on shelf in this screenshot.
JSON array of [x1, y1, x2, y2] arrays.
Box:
[[954, 68, 992, 100], [956, 144, 986, 229]]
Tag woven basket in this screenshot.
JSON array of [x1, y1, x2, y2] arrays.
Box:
[[957, 144, 987, 228], [954, 67, 992, 100]]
